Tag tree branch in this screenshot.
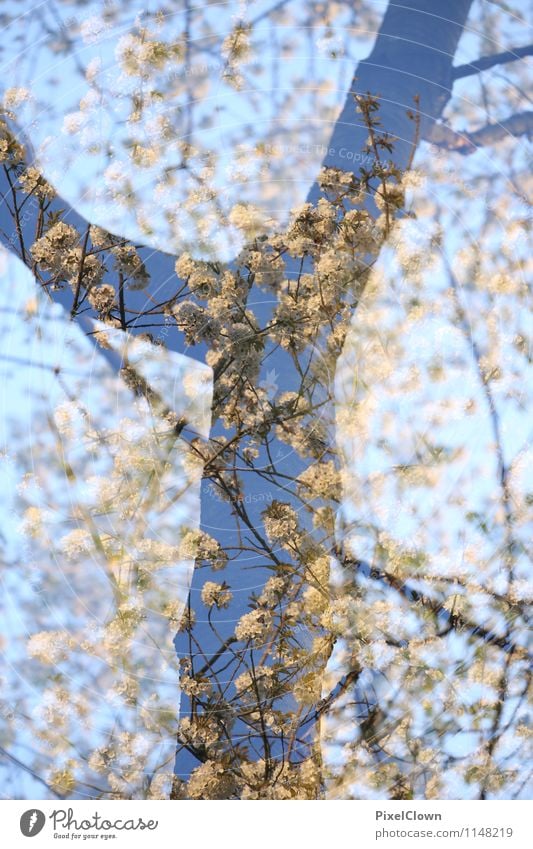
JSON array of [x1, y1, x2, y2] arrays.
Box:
[[0, 120, 194, 359], [425, 110, 533, 153], [453, 44, 533, 80]]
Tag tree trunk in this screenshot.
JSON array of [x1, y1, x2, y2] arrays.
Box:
[[173, 0, 475, 791]]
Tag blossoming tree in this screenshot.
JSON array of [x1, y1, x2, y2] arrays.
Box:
[[0, 0, 531, 799]]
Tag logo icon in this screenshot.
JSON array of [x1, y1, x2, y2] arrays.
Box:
[[259, 368, 279, 400], [20, 809, 46, 837]]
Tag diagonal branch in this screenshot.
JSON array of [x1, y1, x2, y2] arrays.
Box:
[[425, 110, 533, 153], [343, 557, 528, 658], [453, 44, 533, 79]]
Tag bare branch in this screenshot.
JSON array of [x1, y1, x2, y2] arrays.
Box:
[[425, 110, 533, 153], [453, 44, 533, 79]]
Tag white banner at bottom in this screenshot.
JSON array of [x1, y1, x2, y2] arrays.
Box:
[[1, 800, 530, 849]]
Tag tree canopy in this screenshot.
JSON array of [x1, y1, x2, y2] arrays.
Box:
[[0, 0, 531, 800]]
